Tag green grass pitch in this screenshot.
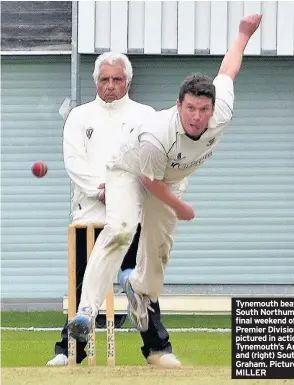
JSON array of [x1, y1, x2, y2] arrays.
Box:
[[1, 312, 231, 367]]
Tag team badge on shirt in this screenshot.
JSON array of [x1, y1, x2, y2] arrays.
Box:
[[86, 128, 94, 139], [176, 153, 186, 161]]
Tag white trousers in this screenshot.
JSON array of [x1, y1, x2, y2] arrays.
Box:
[[79, 169, 186, 316]]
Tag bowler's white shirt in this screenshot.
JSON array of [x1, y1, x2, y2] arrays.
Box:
[[110, 74, 234, 185]]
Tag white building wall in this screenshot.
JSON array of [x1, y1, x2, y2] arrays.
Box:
[[78, 1, 294, 55]]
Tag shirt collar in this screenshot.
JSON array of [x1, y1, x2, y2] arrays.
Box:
[[95, 93, 129, 109], [175, 110, 185, 134]]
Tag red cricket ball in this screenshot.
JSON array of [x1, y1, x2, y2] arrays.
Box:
[[31, 161, 48, 178]]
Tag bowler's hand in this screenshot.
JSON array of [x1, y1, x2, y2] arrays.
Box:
[[174, 201, 195, 221], [239, 14, 262, 38], [98, 183, 105, 204]]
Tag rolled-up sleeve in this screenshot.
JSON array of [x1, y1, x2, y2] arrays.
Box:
[[213, 74, 234, 124], [139, 138, 167, 181]]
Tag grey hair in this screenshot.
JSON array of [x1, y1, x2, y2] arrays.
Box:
[[92, 51, 133, 85]]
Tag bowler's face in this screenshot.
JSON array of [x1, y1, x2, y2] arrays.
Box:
[[97, 63, 128, 103], [177, 94, 214, 137]]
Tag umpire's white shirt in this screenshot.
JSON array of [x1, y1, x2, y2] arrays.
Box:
[[63, 93, 154, 223], [110, 74, 234, 185]]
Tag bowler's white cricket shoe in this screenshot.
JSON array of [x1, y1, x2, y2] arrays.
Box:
[[119, 269, 150, 332], [147, 352, 182, 368], [46, 354, 68, 366]]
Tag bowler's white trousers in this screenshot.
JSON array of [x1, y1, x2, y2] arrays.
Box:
[[79, 168, 187, 317]]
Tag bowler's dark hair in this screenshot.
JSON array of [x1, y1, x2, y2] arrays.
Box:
[[178, 73, 215, 105]]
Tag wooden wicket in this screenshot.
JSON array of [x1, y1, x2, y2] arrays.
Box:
[[67, 223, 115, 366]]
